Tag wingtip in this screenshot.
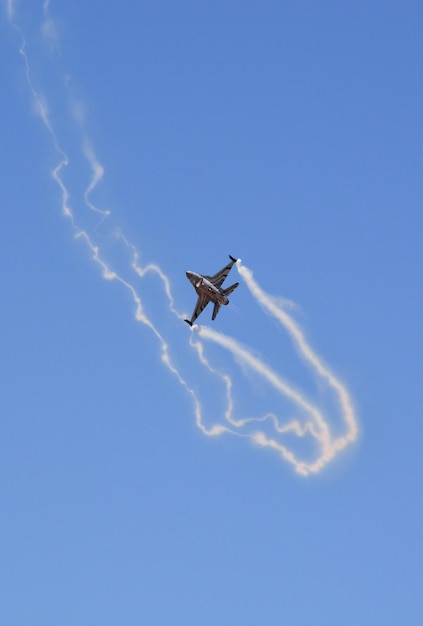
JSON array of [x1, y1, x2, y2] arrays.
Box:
[[184, 319, 193, 327], [229, 255, 239, 263]]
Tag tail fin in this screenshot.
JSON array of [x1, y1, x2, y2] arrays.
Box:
[[223, 282, 239, 297]]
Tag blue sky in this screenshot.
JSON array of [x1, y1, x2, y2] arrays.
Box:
[[1, 1, 422, 625]]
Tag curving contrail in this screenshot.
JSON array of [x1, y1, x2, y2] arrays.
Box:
[[6, 2, 359, 475], [190, 261, 359, 475]]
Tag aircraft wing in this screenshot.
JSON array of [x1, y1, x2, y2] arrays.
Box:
[[207, 255, 237, 288], [188, 293, 211, 325]]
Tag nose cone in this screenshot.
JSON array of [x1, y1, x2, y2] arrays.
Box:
[[186, 271, 197, 286], [186, 271, 202, 288]]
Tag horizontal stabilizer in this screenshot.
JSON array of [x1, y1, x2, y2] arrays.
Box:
[[223, 282, 239, 297], [212, 302, 221, 320]]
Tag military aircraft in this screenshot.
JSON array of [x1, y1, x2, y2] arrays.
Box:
[[184, 255, 239, 326]]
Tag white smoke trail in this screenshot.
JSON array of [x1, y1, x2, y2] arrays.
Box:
[[7, 2, 359, 475], [82, 139, 110, 219], [238, 263, 358, 446], [41, 0, 59, 49], [6, 0, 15, 20], [6, 5, 229, 441], [186, 261, 359, 475]]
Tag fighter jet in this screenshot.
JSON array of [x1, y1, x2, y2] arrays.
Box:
[[184, 255, 239, 326]]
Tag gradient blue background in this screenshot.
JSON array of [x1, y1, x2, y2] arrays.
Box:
[[1, 2, 422, 625]]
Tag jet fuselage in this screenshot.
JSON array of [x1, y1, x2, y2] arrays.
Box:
[[184, 255, 239, 326], [185, 271, 229, 306]]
